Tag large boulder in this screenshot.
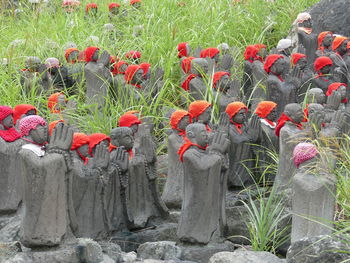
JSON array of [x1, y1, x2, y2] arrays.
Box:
[[137, 241, 182, 261], [287, 235, 350, 263], [308, 0, 350, 36], [208, 250, 286, 263]]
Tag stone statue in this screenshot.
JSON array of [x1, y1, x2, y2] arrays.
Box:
[[295, 13, 318, 65], [124, 65, 145, 100], [315, 31, 333, 57], [125, 50, 141, 64], [113, 126, 169, 230], [291, 53, 314, 103], [313, 56, 334, 93], [162, 110, 191, 209], [243, 45, 259, 101], [19, 118, 76, 248], [85, 2, 98, 17], [131, 0, 142, 9], [108, 2, 121, 19], [0, 106, 23, 214], [212, 71, 236, 112], [276, 39, 293, 58], [188, 100, 212, 131], [45, 57, 75, 94], [224, 102, 260, 188], [306, 88, 326, 105], [189, 58, 209, 100], [265, 54, 299, 117], [325, 82, 348, 110], [291, 143, 335, 243], [178, 42, 191, 58], [177, 124, 229, 244], [65, 48, 84, 87], [84, 47, 112, 110], [275, 103, 307, 191], [330, 37, 350, 84], [13, 104, 37, 129], [71, 133, 110, 239]]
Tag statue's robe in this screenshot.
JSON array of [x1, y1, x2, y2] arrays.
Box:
[[19, 144, 73, 247], [177, 147, 226, 244], [189, 77, 207, 100], [0, 138, 24, 213], [297, 29, 318, 66]]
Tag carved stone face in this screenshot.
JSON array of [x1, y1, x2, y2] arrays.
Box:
[[267, 108, 277, 122], [133, 69, 144, 84], [301, 18, 312, 29], [323, 34, 333, 47], [177, 115, 190, 131], [338, 85, 347, 100], [320, 65, 331, 75], [118, 132, 134, 151], [129, 123, 139, 135], [194, 125, 208, 147], [232, 109, 246, 124], [197, 107, 211, 124], [339, 40, 349, 54], [77, 144, 89, 157], [30, 124, 48, 145], [2, 114, 14, 129], [271, 58, 285, 75], [297, 57, 307, 70], [308, 88, 326, 104], [218, 75, 230, 92], [308, 103, 325, 120], [286, 104, 304, 123], [92, 49, 99, 62], [68, 51, 79, 62]]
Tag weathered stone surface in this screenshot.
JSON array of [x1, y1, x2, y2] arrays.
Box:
[[121, 251, 138, 262], [137, 241, 182, 260], [157, 154, 168, 176], [99, 241, 123, 262], [0, 212, 21, 242], [208, 250, 285, 263], [308, 0, 350, 37], [77, 238, 104, 263], [287, 235, 350, 263], [112, 223, 178, 252], [225, 206, 250, 245], [0, 241, 22, 262], [180, 242, 235, 263]]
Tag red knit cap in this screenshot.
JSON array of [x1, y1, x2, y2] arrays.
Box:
[[212, 71, 230, 89], [84, 46, 100, 63], [225, 102, 248, 119], [48, 92, 65, 113], [264, 54, 284, 73], [178, 42, 189, 58], [291, 53, 306, 66], [49, 120, 64, 136], [86, 2, 98, 12], [89, 133, 110, 156], [255, 101, 277, 118], [244, 45, 259, 62], [188, 100, 211, 120], [71, 133, 90, 150], [109, 2, 120, 10], [13, 104, 37, 124], [125, 50, 141, 59], [254, 44, 267, 51], [318, 31, 333, 48], [200, 48, 220, 59], [139, 62, 151, 77], [119, 113, 142, 127], [314, 56, 333, 72], [116, 61, 128, 74], [326, 82, 347, 96], [124, 65, 142, 83], [170, 110, 190, 131], [130, 0, 141, 5], [332, 36, 348, 51], [65, 48, 79, 62], [181, 57, 195, 74], [0, 106, 13, 122]]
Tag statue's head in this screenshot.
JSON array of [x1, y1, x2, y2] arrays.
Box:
[[314, 56, 333, 75], [125, 50, 141, 64], [291, 53, 307, 70], [217, 43, 230, 55], [119, 113, 142, 135], [322, 33, 333, 47], [170, 110, 191, 132], [130, 0, 141, 9], [327, 83, 347, 101], [307, 88, 326, 105], [13, 104, 37, 125], [284, 103, 304, 123], [20, 115, 48, 144], [88, 133, 110, 156], [0, 106, 14, 130], [48, 93, 66, 113], [307, 103, 325, 122], [85, 2, 98, 16], [270, 57, 286, 75], [296, 12, 312, 28], [255, 101, 277, 122], [25, 56, 41, 72], [276, 39, 293, 56], [84, 46, 100, 63], [188, 100, 211, 124], [191, 58, 208, 77], [225, 102, 248, 125], [332, 37, 349, 55], [264, 54, 285, 75], [124, 65, 144, 85], [110, 127, 134, 151], [71, 133, 90, 158], [65, 48, 79, 63], [292, 142, 318, 168], [186, 123, 208, 148], [213, 72, 230, 92], [109, 2, 120, 15]]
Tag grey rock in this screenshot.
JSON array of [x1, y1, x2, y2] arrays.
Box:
[[180, 242, 235, 263], [77, 238, 104, 263], [121, 251, 137, 262], [0, 212, 22, 242], [0, 241, 22, 262], [102, 254, 115, 263], [225, 206, 250, 245], [287, 235, 350, 263], [308, 0, 350, 37], [99, 241, 123, 262], [208, 250, 285, 263], [137, 241, 182, 260]]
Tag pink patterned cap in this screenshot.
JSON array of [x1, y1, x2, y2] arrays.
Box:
[[45, 57, 60, 69], [293, 142, 318, 168], [19, 115, 47, 136], [0, 106, 13, 122]]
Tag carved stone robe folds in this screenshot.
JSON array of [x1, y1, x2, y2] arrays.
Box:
[[177, 147, 226, 244], [127, 153, 168, 230], [0, 138, 24, 213], [19, 145, 72, 248], [227, 124, 255, 188], [72, 157, 107, 240]]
